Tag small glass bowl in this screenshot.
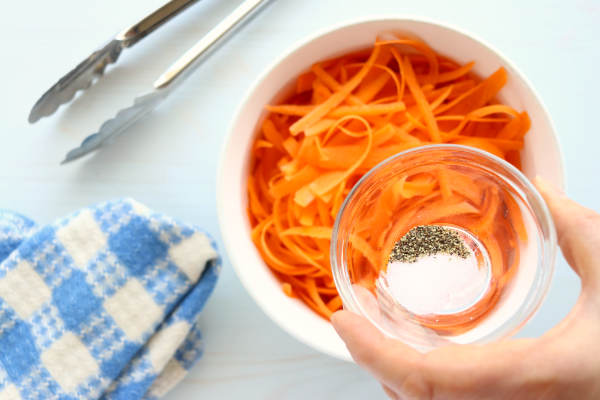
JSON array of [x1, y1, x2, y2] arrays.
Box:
[[331, 144, 556, 351]]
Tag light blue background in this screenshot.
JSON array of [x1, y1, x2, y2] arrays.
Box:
[[1, 0, 598, 398]]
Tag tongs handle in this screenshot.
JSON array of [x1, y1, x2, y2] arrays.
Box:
[[117, 0, 199, 47], [153, 0, 269, 89]]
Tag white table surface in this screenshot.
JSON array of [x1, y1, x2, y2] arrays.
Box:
[[2, 0, 599, 398]]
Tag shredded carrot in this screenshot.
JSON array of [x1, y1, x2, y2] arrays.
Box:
[[282, 282, 293, 297], [247, 35, 530, 326], [402, 56, 442, 142], [296, 71, 315, 94], [437, 169, 452, 201], [289, 46, 381, 135]]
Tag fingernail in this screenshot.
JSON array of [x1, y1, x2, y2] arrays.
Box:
[[535, 175, 565, 197]]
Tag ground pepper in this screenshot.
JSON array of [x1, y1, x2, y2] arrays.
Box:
[[389, 225, 470, 263]]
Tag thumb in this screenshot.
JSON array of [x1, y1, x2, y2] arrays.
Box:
[[331, 310, 423, 388], [331, 310, 387, 366], [535, 177, 600, 289]]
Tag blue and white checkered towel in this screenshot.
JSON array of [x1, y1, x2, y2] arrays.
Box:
[[0, 199, 220, 399]]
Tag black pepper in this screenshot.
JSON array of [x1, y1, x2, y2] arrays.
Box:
[[388, 225, 470, 263]]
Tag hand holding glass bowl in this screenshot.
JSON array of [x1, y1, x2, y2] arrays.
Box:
[[217, 17, 564, 360], [332, 182, 600, 399]]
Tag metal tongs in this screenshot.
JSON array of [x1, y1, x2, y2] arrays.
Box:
[[29, 0, 269, 164]]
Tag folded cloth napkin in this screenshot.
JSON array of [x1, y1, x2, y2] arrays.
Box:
[[0, 199, 220, 399]]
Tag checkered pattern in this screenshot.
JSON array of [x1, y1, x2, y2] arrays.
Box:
[[0, 199, 220, 399]]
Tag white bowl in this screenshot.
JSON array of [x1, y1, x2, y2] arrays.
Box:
[[217, 16, 565, 361]]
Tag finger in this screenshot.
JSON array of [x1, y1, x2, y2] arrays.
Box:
[[381, 384, 400, 400], [331, 310, 387, 365], [535, 176, 600, 287], [418, 338, 536, 394], [331, 310, 428, 396], [352, 284, 382, 322], [332, 312, 539, 397]]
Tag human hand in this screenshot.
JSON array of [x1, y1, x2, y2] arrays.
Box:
[[332, 177, 600, 400]]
